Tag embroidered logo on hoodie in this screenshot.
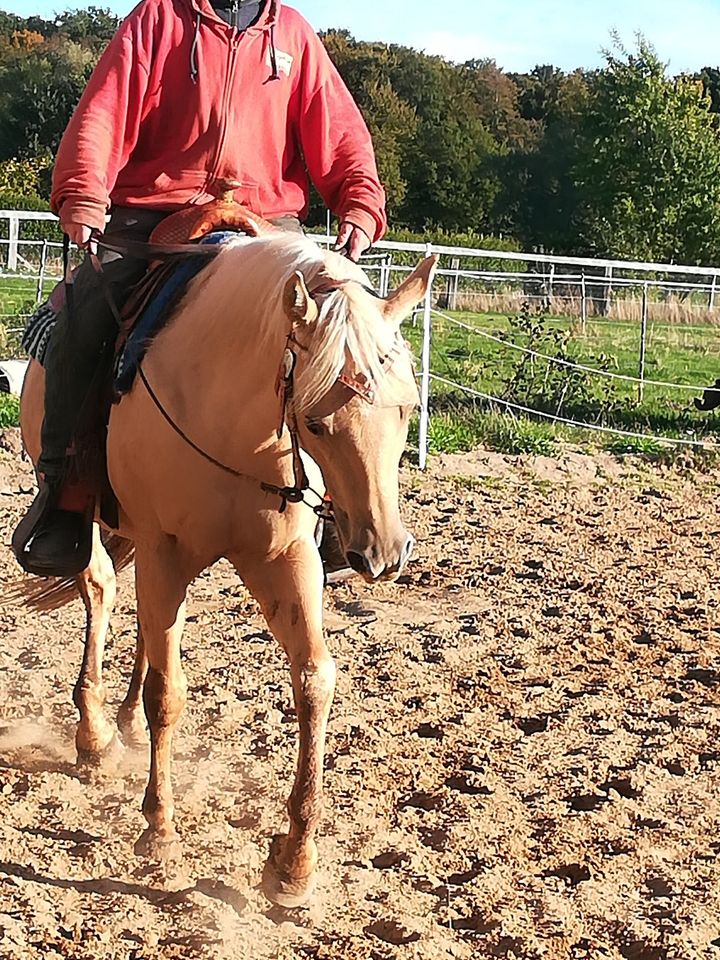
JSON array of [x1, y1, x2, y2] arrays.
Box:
[[267, 48, 293, 77]]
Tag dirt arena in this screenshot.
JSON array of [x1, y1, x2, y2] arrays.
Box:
[[0, 430, 719, 960]]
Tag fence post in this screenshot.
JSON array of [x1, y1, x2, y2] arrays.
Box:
[[8, 214, 19, 271], [449, 256, 460, 310], [36, 239, 49, 304], [379, 254, 392, 298], [580, 270, 587, 332], [418, 242, 434, 470], [710, 274, 717, 311], [638, 281, 649, 402], [602, 265, 613, 316]]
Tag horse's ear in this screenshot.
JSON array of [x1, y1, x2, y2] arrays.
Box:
[[382, 255, 439, 326], [283, 271, 318, 326]]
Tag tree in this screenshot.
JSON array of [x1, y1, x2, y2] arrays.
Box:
[[574, 36, 720, 264], [319, 32, 418, 222], [54, 6, 119, 49], [0, 33, 96, 163], [698, 66, 720, 114], [502, 68, 590, 251]]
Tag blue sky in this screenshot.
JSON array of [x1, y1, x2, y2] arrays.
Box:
[[3, 0, 719, 73]]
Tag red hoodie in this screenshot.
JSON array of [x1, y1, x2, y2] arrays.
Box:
[[51, 0, 387, 242]]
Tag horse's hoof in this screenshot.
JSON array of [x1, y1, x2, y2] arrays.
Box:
[[76, 730, 124, 771], [116, 710, 148, 751], [134, 826, 182, 862], [261, 838, 317, 908]]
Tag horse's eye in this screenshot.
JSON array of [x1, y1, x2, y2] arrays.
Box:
[[305, 420, 325, 437]]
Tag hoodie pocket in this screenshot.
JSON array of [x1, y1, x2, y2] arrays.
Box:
[[149, 170, 208, 196], [213, 179, 262, 214]]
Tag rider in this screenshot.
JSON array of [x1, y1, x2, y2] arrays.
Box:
[[15, 0, 386, 577]]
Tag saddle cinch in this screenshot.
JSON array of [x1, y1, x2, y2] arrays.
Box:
[[14, 185, 279, 576]]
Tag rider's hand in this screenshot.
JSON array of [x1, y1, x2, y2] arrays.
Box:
[[334, 221, 371, 262], [61, 221, 96, 252]]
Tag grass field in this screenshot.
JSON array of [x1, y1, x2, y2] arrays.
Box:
[[1, 276, 719, 461], [404, 307, 720, 459]]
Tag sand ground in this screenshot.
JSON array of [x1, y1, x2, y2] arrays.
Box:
[[0, 433, 719, 960]]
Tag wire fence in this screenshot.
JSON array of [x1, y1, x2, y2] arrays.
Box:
[[1, 213, 719, 464]]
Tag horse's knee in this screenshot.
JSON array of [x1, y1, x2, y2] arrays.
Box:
[[295, 657, 336, 715], [73, 677, 107, 713], [143, 666, 186, 730]]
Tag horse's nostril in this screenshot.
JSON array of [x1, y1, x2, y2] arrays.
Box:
[[347, 551, 369, 575], [400, 535, 414, 566]]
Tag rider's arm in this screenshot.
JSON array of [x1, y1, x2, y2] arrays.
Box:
[[295, 29, 387, 246], [50, 6, 154, 233]]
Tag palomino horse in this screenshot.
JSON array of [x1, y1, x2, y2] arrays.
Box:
[[18, 231, 436, 906]]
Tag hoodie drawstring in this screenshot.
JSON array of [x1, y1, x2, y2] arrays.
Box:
[[190, 4, 278, 84], [190, 12, 201, 84], [268, 23, 279, 81]]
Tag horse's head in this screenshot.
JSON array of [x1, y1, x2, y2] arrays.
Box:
[[283, 251, 437, 582]]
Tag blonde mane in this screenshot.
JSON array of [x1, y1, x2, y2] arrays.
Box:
[[172, 232, 413, 412]]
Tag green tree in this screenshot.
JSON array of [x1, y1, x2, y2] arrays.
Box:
[[698, 66, 720, 114], [503, 68, 590, 250], [574, 36, 720, 264], [321, 32, 506, 232], [54, 6, 119, 49], [0, 32, 96, 163], [319, 32, 418, 221]]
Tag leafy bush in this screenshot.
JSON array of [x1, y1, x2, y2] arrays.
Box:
[[383, 226, 520, 270], [0, 156, 52, 198], [495, 302, 624, 422], [0, 392, 20, 428], [0, 192, 59, 242]]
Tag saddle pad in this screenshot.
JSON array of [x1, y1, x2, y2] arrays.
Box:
[[22, 232, 237, 390], [114, 231, 237, 393], [22, 278, 67, 365]]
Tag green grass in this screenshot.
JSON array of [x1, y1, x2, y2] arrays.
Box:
[[405, 306, 720, 456], [0, 393, 20, 428], [410, 410, 558, 456], [408, 309, 720, 398]]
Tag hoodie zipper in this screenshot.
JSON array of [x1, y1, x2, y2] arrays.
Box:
[[205, 29, 242, 196]]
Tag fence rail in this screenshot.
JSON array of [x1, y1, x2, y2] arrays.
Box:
[[1, 212, 719, 463]]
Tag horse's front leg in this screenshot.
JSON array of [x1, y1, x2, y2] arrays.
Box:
[[74, 524, 121, 764], [235, 537, 336, 907], [133, 537, 195, 860]]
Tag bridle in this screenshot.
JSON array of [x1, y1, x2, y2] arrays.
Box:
[[134, 329, 330, 516]]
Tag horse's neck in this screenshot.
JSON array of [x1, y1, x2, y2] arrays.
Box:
[[144, 297, 287, 456]]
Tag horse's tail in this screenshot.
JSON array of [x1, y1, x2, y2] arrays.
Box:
[[2, 532, 135, 613]]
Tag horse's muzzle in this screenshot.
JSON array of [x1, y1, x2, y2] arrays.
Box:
[[346, 534, 414, 583]]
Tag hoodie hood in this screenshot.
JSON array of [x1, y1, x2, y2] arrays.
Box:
[[186, 0, 281, 82], [188, 0, 280, 32]]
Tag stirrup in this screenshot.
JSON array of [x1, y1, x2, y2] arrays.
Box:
[[12, 477, 95, 578], [316, 517, 355, 585]]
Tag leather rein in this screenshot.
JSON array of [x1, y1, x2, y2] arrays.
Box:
[[76, 232, 393, 519]]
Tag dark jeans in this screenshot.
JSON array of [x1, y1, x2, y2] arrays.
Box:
[[38, 208, 303, 478], [38, 207, 166, 477]]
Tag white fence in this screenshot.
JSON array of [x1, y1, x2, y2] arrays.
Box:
[[2, 211, 719, 464]]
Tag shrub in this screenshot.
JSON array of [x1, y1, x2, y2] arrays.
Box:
[[0, 393, 20, 428]]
